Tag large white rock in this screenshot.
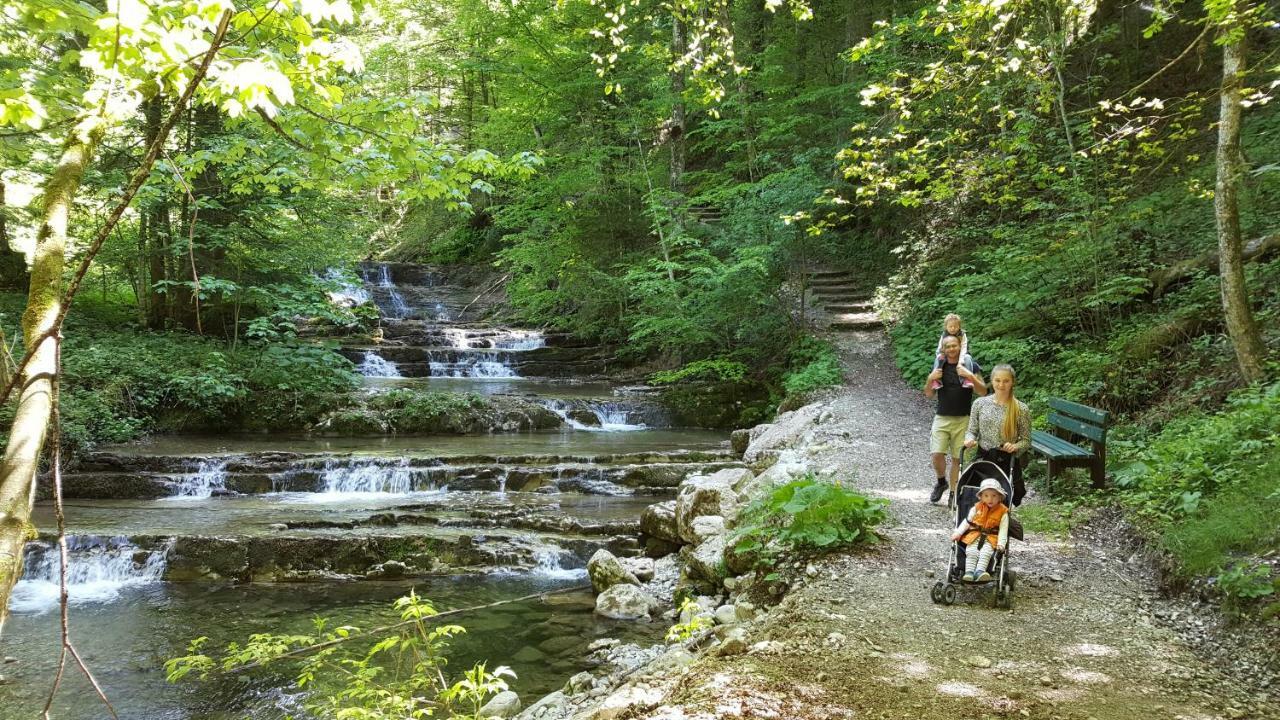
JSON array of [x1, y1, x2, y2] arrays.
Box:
[[675, 473, 739, 544], [742, 403, 825, 462], [591, 684, 665, 720], [594, 584, 658, 620], [688, 515, 726, 544], [739, 450, 810, 499], [683, 534, 728, 585], [639, 500, 680, 544], [587, 549, 639, 593], [479, 690, 522, 718], [618, 556, 654, 582]]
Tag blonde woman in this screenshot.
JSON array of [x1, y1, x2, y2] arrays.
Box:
[[963, 364, 1031, 505]]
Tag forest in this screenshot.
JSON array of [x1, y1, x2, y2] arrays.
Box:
[[0, 0, 1277, 717]]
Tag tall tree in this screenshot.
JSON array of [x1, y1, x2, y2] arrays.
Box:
[[1210, 0, 1267, 383]]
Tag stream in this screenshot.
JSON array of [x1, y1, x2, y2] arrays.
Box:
[[0, 263, 731, 719]]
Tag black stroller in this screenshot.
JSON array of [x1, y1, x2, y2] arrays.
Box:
[[929, 456, 1023, 609]]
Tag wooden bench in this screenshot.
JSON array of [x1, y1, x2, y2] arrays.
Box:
[[1031, 398, 1110, 490]]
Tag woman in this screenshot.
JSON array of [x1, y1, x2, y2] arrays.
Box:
[[963, 364, 1031, 505]]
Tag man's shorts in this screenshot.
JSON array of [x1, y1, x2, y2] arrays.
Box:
[[930, 414, 969, 458]]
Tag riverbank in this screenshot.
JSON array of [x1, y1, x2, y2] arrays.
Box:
[[521, 327, 1279, 720]]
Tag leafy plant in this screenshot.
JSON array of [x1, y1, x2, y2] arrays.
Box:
[[1216, 563, 1277, 612], [731, 476, 888, 573], [664, 596, 713, 642], [166, 591, 513, 719]]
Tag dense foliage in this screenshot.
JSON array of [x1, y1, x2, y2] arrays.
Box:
[[730, 476, 888, 575], [166, 591, 515, 720]]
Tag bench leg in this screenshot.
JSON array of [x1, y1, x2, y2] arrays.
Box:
[[1090, 457, 1105, 489], [1045, 458, 1055, 496]]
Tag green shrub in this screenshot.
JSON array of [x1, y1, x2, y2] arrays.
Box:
[[1112, 381, 1280, 522], [731, 476, 888, 574], [1216, 562, 1278, 613], [782, 338, 843, 397]]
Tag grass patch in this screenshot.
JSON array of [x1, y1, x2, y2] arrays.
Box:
[[1016, 502, 1089, 540], [1161, 456, 1280, 576]]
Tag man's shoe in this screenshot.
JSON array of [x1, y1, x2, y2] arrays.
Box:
[[929, 478, 947, 503]]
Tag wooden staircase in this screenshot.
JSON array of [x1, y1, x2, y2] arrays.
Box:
[[805, 269, 882, 331]]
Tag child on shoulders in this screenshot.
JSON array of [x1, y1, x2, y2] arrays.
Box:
[[930, 313, 975, 389]]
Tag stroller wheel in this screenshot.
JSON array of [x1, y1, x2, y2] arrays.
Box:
[[1004, 569, 1017, 591], [942, 584, 957, 605], [930, 581, 944, 604], [996, 586, 1013, 610]]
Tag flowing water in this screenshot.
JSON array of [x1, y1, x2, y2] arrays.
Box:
[[1, 263, 729, 719]]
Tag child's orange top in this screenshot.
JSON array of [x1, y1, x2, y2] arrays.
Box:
[[962, 502, 1007, 548]]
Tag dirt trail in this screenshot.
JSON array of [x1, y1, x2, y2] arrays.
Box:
[[628, 329, 1276, 720]]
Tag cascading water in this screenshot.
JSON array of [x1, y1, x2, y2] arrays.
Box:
[[9, 536, 169, 614], [321, 458, 417, 494], [491, 330, 545, 351], [539, 399, 647, 432], [358, 351, 403, 378], [169, 459, 228, 499], [530, 545, 586, 580], [325, 268, 370, 307], [428, 351, 519, 378], [373, 264, 413, 319]]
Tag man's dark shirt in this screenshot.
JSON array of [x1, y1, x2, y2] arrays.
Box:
[[936, 358, 981, 417]]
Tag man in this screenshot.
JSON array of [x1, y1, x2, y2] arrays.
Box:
[[924, 334, 987, 506]]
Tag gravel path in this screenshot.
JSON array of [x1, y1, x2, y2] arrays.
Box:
[[631, 329, 1277, 720]]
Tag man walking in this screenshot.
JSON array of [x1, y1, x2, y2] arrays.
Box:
[[924, 334, 986, 506]]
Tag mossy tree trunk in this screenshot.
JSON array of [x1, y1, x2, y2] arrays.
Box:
[[1213, 12, 1267, 384], [0, 123, 103, 633]]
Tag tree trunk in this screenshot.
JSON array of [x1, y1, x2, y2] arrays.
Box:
[[1214, 18, 1266, 383], [669, 14, 687, 196], [0, 124, 103, 634], [0, 181, 28, 291], [144, 96, 172, 329]]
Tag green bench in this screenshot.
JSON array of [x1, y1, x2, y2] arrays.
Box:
[[1030, 398, 1110, 490]]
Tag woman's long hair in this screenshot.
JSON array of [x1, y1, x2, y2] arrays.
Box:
[[992, 364, 1020, 443]]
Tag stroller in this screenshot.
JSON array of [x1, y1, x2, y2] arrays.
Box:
[[929, 456, 1024, 609]]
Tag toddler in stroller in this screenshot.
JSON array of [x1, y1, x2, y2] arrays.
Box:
[[929, 457, 1023, 609]]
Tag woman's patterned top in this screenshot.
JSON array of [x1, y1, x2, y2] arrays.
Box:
[[965, 395, 1031, 455]]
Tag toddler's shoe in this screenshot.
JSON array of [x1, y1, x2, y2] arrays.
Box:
[[961, 378, 973, 388], [930, 379, 942, 390], [962, 572, 976, 583], [976, 571, 992, 583]]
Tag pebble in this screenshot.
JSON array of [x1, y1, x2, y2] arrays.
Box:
[[2, 657, 14, 664], [965, 655, 993, 668], [1039, 676, 1053, 686]]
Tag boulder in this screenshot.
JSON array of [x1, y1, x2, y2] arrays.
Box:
[[564, 671, 595, 696], [675, 473, 739, 544], [566, 408, 602, 427], [714, 604, 737, 626], [594, 584, 658, 620], [618, 556, 655, 582], [739, 450, 809, 499], [742, 403, 824, 462], [587, 549, 640, 593], [644, 536, 681, 558], [730, 428, 752, 457], [683, 534, 728, 585], [479, 691, 522, 718], [591, 684, 665, 720], [639, 500, 680, 545], [717, 627, 749, 656], [688, 515, 726, 544]]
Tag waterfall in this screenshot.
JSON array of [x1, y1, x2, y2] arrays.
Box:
[[539, 399, 646, 432], [321, 458, 416, 494], [325, 268, 370, 307], [375, 265, 413, 319], [428, 351, 518, 378], [358, 351, 403, 378], [530, 545, 586, 580], [168, 459, 228, 499], [492, 330, 545, 350], [9, 536, 169, 614]]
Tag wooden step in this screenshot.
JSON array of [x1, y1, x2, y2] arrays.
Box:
[[808, 277, 856, 287], [830, 317, 884, 331], [826, 302, 874, 313], [813, 288, 868, 299]]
